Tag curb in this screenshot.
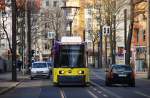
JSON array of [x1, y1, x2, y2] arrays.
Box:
[[0, 80, 23, 95]]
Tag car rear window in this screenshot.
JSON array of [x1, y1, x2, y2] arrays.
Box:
[[113, 65, 132, 71], [32, 63, 47, 68]]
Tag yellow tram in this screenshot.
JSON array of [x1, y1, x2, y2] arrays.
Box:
[[52, 36, 89, 86]]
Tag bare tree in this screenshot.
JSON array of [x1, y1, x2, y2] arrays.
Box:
[[1, 11, 12, 54], [43, 7, 65, 40], [85, 0, 128, 67], [89, 29, 99, 67]]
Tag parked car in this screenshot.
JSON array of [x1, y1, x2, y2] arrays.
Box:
[[30, 61, 50, 80], [105, 64, 135, 87]]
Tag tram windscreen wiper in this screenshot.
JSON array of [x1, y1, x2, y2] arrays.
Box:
[[61, 66, 69, 68]]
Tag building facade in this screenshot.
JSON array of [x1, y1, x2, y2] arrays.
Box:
[[34, 0, 64, 61], [132, 0, 147, 72]]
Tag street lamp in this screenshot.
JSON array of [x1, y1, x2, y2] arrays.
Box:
[[61, 6, 80, 36]]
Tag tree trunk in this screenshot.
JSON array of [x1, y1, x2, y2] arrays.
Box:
[[126, 0, 134, 65], [27, 1, 32, 69], [11, 0, 17, 81], [110, 25, 114, 65], [99, 27, 103, 68], [93, 41, 95, 68], [112, 15, 116, 64], [124, 9, 127, 64]]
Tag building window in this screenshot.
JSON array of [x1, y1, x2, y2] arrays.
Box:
[[143, 30, 146, 41], [45, 23, 50, 28], [53, 1, 57, 7], [45, 43, 50, 50], [88, 9, 92, 15], [63, 1, 66, 6], [135, 29, 139, 43], [46, 1, 49, 6], [45, 43, 48, 50]]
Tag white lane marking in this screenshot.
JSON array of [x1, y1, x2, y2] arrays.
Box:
[[87, 89, 99, 98], [97, 91, 102, 94], [90, 86, 97, 91], [103, 94, 108, 98], [91, 81, 122, 98], [91, 85, 108, 98], [60, 88, 67, 98], [135, 91, 150, 98]]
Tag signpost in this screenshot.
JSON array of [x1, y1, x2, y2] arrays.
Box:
[[103, 26, 110, 67]]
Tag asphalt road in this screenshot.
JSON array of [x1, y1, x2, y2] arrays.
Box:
[[1, 69, 150, 98]]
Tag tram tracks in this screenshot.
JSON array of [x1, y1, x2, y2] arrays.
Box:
[[90, 80, 122, 98], [87, 82, 109, 98], [56, 75, 119, 98], [60, 87, 67, 98]]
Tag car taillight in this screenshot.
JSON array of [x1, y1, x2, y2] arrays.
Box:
[[110, 70, 113, 79], [131, 71, 135, 79]]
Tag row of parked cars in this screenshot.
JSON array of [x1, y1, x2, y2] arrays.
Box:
[[30, 61, 53, 80]]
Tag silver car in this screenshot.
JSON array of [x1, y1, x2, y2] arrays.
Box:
[[46, 62, 53, 73], [30, 61, 50, 80]]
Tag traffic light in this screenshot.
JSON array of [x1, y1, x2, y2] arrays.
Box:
[[103, 26, 110, 36], [104, 28, 106, 34]]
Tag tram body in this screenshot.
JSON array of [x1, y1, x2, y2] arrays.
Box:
[[52, 36, 89, 86]]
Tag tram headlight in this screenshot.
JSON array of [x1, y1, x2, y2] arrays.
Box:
[[78, 70, 84, 74], [59, 70, 65, 74]]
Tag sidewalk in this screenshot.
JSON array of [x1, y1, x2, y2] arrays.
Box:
[[136, 71, 147, 79], [0, 72, 29, 95]]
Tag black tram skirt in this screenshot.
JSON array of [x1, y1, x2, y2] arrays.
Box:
[[58, 75, 86, 85]]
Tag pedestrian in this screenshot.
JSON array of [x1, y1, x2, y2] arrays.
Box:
[[0, 56, 3, 73], [17, 59, 22, 71]]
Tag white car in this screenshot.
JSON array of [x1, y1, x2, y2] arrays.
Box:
[[30, 61, 50, 80], [46, 62, 53, 73]]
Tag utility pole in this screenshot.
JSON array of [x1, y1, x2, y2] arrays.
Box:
[[99, 26, 103, 68], [11, 0, 17, 81], [105, 35, 107, 67], [124, 9, 127, 64], [147, 0, 150, 79], [27, 1, 31, 70]]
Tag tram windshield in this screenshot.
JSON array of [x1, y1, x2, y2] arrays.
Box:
[[59, 45, 85, 68]]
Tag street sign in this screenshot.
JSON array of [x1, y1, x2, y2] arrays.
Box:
[[47, 32, 55, 39]]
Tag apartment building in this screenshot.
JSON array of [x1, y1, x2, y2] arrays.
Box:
[[132, 0, 147, 72], [35, 0, 64, 61]]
